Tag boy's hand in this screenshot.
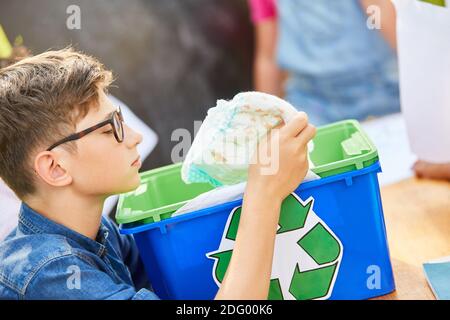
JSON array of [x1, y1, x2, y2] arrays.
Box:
[[215, 112, 316, 300], [248, 112, 316, 203]]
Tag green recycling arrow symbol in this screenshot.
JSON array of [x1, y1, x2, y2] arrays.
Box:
[[207, 193, 343, 300]]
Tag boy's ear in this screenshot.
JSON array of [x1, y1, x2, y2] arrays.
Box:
[[34, 151, 73, 187]]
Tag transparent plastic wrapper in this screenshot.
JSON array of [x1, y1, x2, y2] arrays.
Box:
[[173, 182, 247, 216], [181, 91, 319, 187]]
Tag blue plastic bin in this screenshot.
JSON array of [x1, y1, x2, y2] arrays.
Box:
[[117, 120, 395, 300]]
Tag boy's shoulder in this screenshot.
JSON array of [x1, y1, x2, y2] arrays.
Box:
[[0, 231, 73, 296]]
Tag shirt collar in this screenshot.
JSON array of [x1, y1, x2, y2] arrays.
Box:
[[18, 202, 108, 257]]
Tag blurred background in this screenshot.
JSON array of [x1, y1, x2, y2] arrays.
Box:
[[0, 0, 254, 170]]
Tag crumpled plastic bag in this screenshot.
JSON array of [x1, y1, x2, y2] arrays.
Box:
[[181, 91, 319, 187], [173, 182, 247, 217]]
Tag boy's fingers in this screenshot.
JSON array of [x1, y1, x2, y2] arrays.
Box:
[[296, 124, 316, 146], [282, 112, 308, 137], [272, 120, 285, 130]]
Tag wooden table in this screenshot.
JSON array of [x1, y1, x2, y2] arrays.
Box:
[[374, 178, 450, 300]]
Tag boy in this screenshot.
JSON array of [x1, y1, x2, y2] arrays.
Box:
[[0, 48, 315, 299], [0, 27, 159, 240]]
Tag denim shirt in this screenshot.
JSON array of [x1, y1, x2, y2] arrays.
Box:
[[0, 203, 160, 300]]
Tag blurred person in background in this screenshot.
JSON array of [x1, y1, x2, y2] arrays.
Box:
[[0, 25, 158, 241], [250, 0, 400, 125]]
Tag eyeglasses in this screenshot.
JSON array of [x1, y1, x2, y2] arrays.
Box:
[[46, 107, 124, 151]]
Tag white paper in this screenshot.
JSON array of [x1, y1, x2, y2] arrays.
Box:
[[393, 0, 450, 163], [362, 113, 416, 186]]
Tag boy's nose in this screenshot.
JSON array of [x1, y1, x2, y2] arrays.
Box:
[[124, 123, 143, 148]]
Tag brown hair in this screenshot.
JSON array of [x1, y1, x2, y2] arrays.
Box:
[[0, 47, 113, 198]]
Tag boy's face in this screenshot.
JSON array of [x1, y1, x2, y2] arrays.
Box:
[[58, 91, 143, 197]]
